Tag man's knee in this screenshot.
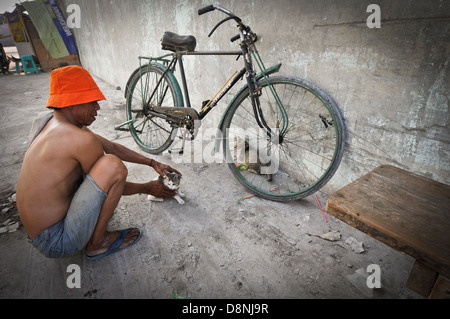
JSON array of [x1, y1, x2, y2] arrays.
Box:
[[91, 154, 128, 184], [101, 154, 128, 179]]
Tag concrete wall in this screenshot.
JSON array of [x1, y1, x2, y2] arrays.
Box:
[[62, 0, 450, 192]]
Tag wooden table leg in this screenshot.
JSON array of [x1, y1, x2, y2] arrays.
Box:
[[406, 260, 438, 297], [429, 275, 450, 299]]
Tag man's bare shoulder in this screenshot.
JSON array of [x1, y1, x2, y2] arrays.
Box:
[[34, 119, 104, 172], [28, 119, 100, 159], [48, 120, 97, 144], [59, 124, 102, 154]]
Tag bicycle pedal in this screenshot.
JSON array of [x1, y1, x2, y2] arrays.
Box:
[[168, 148, 184, 155], [114, 127, 130, 132]]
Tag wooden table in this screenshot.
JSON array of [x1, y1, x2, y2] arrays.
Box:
[[326, 165, 450, 298]]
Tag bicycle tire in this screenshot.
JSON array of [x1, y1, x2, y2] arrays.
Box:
[[222, 75, 345, 201], [125, 63, 183, 154]]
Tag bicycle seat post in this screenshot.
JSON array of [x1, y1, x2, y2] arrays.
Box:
[[177, 54, 192, 109]]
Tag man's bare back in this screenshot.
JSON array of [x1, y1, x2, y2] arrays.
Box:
[[17, 113, 103, 239]]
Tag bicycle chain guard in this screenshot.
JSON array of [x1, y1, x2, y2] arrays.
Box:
[[150, 107, 201, 140]]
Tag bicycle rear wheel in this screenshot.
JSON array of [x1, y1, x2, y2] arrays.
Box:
[[125, 63, 182, 154], [222, 76, 345, 201]]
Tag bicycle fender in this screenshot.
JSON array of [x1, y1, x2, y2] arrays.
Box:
[[124, 66, 142, 99], [124, 63, 184, 109], [214, 63, 282, 152]]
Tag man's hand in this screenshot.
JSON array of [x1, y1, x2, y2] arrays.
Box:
[[151, 160, 182, 179], [146, 180, 177, 198]]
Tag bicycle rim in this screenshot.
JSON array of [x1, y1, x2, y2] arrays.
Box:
[[223, 76, 345, 201], [126, 64, 180, 154]]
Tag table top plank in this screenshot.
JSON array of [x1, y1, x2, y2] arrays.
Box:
[[326, 165, 450, 278]]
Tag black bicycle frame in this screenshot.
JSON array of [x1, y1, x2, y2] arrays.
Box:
[[175, 50, 243, 118], [143, 39, 275, 137]]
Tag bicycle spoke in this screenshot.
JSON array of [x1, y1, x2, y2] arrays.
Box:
[[224, 76, 344, 200], [126, 64, 179, 153]]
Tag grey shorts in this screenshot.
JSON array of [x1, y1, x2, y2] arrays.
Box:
[[30, 174, 107, 259]]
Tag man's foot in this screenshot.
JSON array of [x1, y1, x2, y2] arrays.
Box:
[[86, 228, 142, 260]]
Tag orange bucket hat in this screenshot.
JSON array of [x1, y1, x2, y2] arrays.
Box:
[[46, 65, 106, 108]]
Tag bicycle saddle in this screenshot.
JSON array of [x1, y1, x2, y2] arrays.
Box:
[[161, 31, 196, 52]]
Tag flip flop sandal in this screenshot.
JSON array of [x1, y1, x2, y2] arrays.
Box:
[[86, 228, 142, 260]]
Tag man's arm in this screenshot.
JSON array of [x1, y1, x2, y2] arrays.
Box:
[[88, 129, 181, 177], [77, 129, 178, 198], [93, 131, 149, 165], [75, 130, 107, 175]]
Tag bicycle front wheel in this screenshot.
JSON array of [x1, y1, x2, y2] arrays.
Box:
[[222, 76, 345, 201], [126, 63, 182, 154]]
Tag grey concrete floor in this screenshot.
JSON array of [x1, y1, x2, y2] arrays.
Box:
[[0, 71, 421, 299]]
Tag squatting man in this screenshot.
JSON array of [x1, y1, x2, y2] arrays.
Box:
[[16, 65, 181, 260]]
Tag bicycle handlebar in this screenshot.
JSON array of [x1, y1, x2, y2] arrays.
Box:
[[198, 4, 255, 41], [198, 5, 215, 15], [198, 4, 241, 22]]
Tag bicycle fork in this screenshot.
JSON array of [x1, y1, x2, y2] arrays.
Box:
[[242, 46, 285, 144]]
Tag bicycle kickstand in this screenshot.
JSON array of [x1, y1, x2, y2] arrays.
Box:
[[167, 126, 188, 155]]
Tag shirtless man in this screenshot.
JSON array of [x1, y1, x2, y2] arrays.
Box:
[[16, 65, 180, 260]]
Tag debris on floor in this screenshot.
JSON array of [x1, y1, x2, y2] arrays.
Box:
[[345, 237, 365, 253], [1, 193, 20, 234], [0, 220, 20, 233], [312, 230, 341, 241], [314, 194, 328, 222]]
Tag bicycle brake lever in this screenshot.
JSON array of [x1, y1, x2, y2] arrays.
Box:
[[208, 16, 235, 37]]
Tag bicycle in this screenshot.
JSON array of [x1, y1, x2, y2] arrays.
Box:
[[116, 4, 346, 201]]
